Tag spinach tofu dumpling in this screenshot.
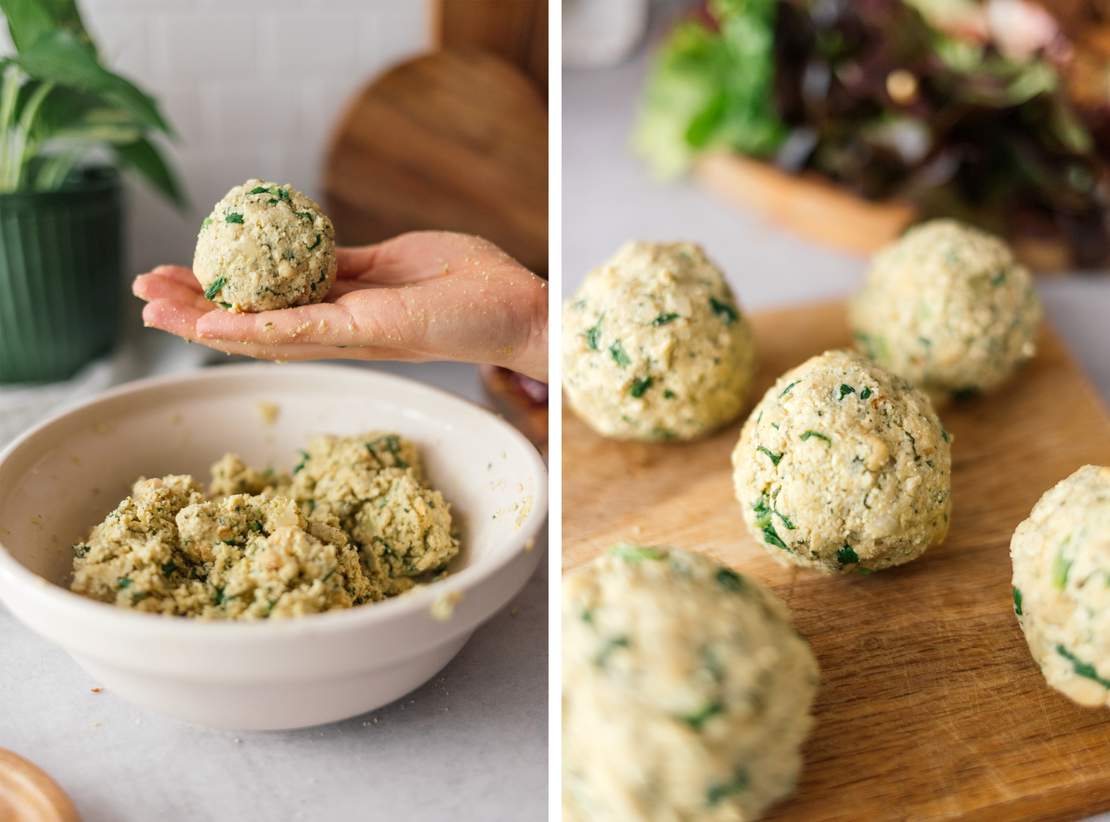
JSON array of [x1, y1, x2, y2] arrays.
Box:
[[849, 219, 1042, 403], [563, 545, 818, 822], [732, 349, 952, 573], [563, 241, 756, 441], [194, 178, 337, 312], [1010, 465, 1110, 708]]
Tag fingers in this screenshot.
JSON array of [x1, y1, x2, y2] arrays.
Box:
[[134, 274, 211, 312], [195, 301, 359, 346], [135, 265, 202, 292]]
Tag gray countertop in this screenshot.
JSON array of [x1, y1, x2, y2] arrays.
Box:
[[0, 359, 548, 822], [563, 45, 1110, 404]]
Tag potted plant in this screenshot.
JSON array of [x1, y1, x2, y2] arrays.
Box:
[[0, 0, 183, 383]]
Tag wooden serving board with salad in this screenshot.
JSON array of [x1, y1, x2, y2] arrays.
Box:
[[562, 299, 1110, 821]]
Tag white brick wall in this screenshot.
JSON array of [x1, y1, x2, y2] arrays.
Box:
[[8, 0, 431, 271]]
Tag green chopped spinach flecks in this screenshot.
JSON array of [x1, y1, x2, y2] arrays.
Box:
[[1052, 551, 1073, 590], [859, 386, 873, 400], [200, 216, 212, 230], [249, 185, 271, 195], [292, 449, 310, 474], [941, 428, 951, 443], [1056, 645, 1110, 689], [213, 586, 227, 606], [204, 276, 227, 301], [580, 608, 594, 624], [297, 210, 315, 223], [837, 545, 859, 565], [161, 561, 177, 576], [609, 341, 631, 367], [706, 769, 750, 807], [800, 430, 831, 445], [306, 234, 322, 251], [219, 301, 232, 309], [611, 544, 667, 562], [276, 187, 292, 202], [116, 576, 131, 589], [630, 376, 654, 398], [918, 336, 932, 348], [1012, 586, 1023, 616], [756, 446, 782, 466], [762, 522, 788, 550], [663, 389, 676, 399], [839, 384, 855, 400], [754, 493, 794, 531], [249, 521, 263, 533], [709, 296, 739, 325], [681, 700, 724, 731], [585, 321, 601, 351], [594, 635, 631, 668], [370, 435, 409, 468], [225, 212, 244, 224], [653, 312, 680, 326], [716, 568, 744, 592], [991, 271, 1007, 286], [779, 380, 800, 398]]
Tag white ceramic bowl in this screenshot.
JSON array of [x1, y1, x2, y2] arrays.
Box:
[[0, 364, 547, 730]]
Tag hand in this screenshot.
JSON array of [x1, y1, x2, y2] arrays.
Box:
[[133, 231, 549, 382]]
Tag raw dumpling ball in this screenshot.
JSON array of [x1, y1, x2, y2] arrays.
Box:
[[194, 179, 337, 312], [1010, 465, 1110, 707], [849, 219, 1042, 402], [732, 349, 952, 573], [563, 241, 756, 441], [563, 544, 818, 821]]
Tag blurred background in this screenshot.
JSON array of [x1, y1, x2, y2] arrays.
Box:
[[564, 0, 1110, 396], [0, 0, 547, 444]]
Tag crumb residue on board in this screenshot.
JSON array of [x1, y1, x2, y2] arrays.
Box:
[[257, 401, 280, 425]]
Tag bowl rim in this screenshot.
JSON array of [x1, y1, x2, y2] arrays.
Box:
[[0, 362, 548, 640]]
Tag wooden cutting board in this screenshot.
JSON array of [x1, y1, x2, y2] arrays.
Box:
[[323, 49, 548, 275], [563, 300, 1110, 821]]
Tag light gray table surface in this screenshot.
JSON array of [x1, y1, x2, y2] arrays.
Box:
[[0, 354, 548, 822]]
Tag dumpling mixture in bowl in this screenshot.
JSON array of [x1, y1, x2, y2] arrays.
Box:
[[194, 178, 337, 312], [849, 219, 1042, 403], [732, 349, 952, 573], [70, 433, 459, 619], [563, 241, 756, 441], [563, 545, 818, 822], [1010, 465, 1110, 707]]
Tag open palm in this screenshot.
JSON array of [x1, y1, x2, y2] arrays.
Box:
[[133, 231, 548, 382]]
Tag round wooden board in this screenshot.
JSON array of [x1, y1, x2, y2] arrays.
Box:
[[324, 50, 548, 275], [0, 749, 79, 822]]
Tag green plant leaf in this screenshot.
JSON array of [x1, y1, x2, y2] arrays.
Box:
[[0, 0, 91, 55], [114, 136, 187, 208], [14, 29, 171, 135]]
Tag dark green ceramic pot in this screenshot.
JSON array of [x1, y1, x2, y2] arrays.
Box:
[[0, 166, 123, 383]]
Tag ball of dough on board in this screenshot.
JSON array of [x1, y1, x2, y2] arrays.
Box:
[[563, 241, 756, 441], [732, 349, 952, 573], [849, 219, 1042, 403], [563, 544, 819, 821], [1011, 465, 1110, 708]]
